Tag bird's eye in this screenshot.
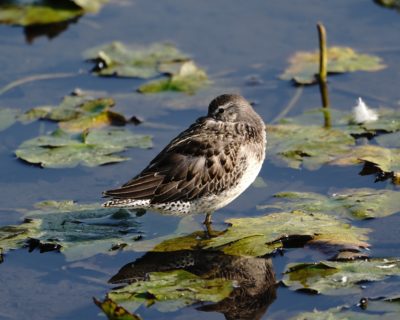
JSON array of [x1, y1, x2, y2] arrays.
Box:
[[218, 108, 224, 114]]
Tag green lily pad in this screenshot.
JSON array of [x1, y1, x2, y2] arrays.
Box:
[[331, 144, 400, 181], [15, 127, 152, 168], [280, 46, 386, 85], [361, 108, 400, 134], [0, 108, 19, 132], [259, 189, 400, 220], [291, 298, 400, 320], [84, 42, 188, 78], [283, 259, 400, 295], [94, 298, 142, 320], [108, 270, 234, 312], [266, 124, 356, 170], [204, 211, 369, 257], [0, 219, 41, 253], [138, 60, 210, 94], [0, 200, 144, 261], [0, 0, 107, 27]]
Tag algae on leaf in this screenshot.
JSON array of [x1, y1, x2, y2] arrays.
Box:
[[259, 189, 400, 220], [15, 127, 152, 168], [280, 46, 386, 84], [266, 124, 355, 170], [283, 259, 400, 295], [108, 270, 233, 312], [84, 42, 188, 78], [0, 219, 41, 254]]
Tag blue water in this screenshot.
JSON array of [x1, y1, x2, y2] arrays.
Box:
[[1, 1, 400, 319]]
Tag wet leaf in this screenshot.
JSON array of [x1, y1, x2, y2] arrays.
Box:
[[15, 127, 152, 168], [138, 61, 210, 94], [18, 106, 52, 123], [108, 270, 233, 312], [0, 219, 41, 254], [331, 145, 400, 181], [283, 259, 400, 295], [291, 298, 400, 320], [94, 298, 142, 320], [280, 46, 386, 84], [360, 108, 400, 134], [266, 124, 356, 170], [204, 211, 370, 257], [259, 189, 400, 220], [11, 200, 143, 261], [0, 108, 19, 132], [84, 42, 188, 78], [0, 1, 82, 26]]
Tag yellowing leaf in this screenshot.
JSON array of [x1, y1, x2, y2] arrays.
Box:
[[280, 46, 386, 84]]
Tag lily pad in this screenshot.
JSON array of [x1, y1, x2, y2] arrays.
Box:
[[0, 200, 143, 261], [204, 211, 369, 256], [138, 60, 210, 94], [0, 219, 41, 253], [280, 46, 386, 84], [15, 127, 152, 168], [291, 298, 400, 320], [94, 298, 142, 320], [283, 258, 400, 295], [259, 189, 400, 220], [108, 270, 234, 312], [331, 145, 400, 181], [84, 42, 188, 78], [0, 108, 19, 132], [0, 0, 107, 27], [266, 123, 356, 170]]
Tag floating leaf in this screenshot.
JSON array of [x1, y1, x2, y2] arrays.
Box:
[[0, 1, 82, 26], [0, 108, 19, 132], [280, 46, 386, 84], [0, 200, 143, 261], [15, 127, 152, 168], [266, 124, 355, 170], [360, 108, 400, 134], [138, 61, 210, 94], [259, 189, 400, 220], [94, 298, 142, 320], [331, 145, 400, 181], [204, 211, 369, 257], [84, 42, 188, 78], [283, 259, 400, 295], [18, 106, 52, 123], [291, 298, 400, 320], [108, 270, 234, 312], [0, 219, 41, 254]]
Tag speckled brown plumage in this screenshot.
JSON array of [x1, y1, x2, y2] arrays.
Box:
[[103, 94, 266, 217]]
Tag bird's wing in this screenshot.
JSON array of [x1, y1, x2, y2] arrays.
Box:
[[103, 120, 244, 203]]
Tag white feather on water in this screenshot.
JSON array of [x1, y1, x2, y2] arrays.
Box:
[[353, 97, 378, 123]]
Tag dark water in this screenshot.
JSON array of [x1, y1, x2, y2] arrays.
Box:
[[1, 1, 400, 319]]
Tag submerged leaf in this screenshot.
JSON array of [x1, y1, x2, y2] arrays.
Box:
[[280, 46, 386, 84], [259, 189, 400, 220], [84, 42, 188, 78], [15, 127, 152, 168], [0, 108, 19, 132], [94, 298, 142, 320], [266, 124, 355, 170], [108, 270, 233, 312], [283, 259, 400, 295], [138, 61, 210, 94], [204, 211, 370, 256]]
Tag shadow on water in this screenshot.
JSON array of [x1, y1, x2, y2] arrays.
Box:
[[110, 249, 277, 320]]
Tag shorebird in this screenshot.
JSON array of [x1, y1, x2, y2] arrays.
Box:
[[103, 94, 266, 225]]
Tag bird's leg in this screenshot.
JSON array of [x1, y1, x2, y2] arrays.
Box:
[[203, 212, 212, 225], [203, 212, 213, 238]]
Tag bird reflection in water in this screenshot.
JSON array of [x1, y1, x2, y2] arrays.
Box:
[[109, 249, 277, 320]]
